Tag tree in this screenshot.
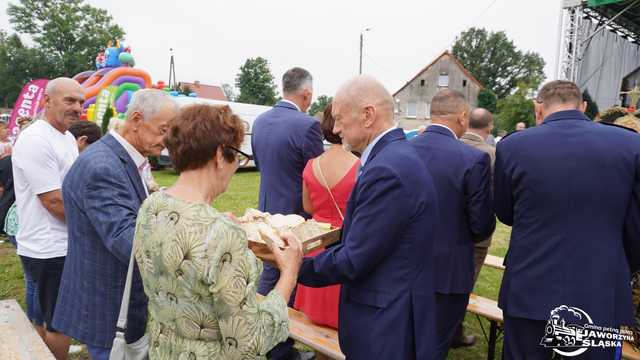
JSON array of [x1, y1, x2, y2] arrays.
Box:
[[0, 32, 54, 107], [583, 90, 599, 121], [477, 88, 497, 113], [452, 27, 546, 98], [496, 84, 536, 131], [235, 57, 277, 106], [7, 0, 125, 77], [221, 83, 236, 102], [308, 95, 333, 116], [101, 106, 113, 135]]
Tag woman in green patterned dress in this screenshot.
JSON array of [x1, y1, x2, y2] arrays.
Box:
[[134, 104, 303, 359]]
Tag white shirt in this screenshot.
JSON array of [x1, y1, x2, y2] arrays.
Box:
[[110, 130, 149, 196], [13, 119, 79, 258], [281, 99, 301, 112], [430, 123, 458, 139]]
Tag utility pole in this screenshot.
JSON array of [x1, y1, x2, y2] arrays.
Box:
[[359, 28, 370, 74], [168, 48, 177, 90]]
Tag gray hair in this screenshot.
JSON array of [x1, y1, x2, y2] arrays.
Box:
[[126, 89, 178, 120], [282, 67, 313, 94]]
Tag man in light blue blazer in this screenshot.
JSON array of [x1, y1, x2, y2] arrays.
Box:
[[297, 76, 439, 359], [252, 67, 323, 360], [53, 90, 178, 360]]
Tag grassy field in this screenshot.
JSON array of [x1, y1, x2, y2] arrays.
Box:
[[0, 169, 510, 359]]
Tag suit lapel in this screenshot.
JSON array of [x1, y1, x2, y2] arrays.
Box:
[[364, 128, 405, 168], [101, 134, 147, 202]]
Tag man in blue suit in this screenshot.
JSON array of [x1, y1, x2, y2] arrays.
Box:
[[53, 90, 178, 360], [252, 67, 323, 360], [411, 89, 495, 358], [296, 75, 439, 359], [495, 80, 640, 359]]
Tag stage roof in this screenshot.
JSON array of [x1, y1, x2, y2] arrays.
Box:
[[587, 0, 640, 41]]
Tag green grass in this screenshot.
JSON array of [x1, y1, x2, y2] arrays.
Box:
[[0, 168, 511, 359]]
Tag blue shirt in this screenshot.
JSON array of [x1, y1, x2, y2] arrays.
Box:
[[360, 126, 396, 167]]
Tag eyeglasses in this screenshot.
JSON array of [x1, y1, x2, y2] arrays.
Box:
[[226, 146, 251, 166]]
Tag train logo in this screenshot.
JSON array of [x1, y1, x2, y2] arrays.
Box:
[[540, 305, 593, 357]]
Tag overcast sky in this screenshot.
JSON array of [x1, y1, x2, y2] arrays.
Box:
[[0, 0, 562, 99]]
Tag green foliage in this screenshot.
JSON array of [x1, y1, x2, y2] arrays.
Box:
[[477, 88, 498, 113], [496, 84, 536, 131], [308, 95, 333, 116], [0, 32, 54, 107], [7, 0, 125, 77], [452, 27, 546, 98], [101, 106, 113, 135], [235, 57, 278, 106], [583, 90, 599, 120]]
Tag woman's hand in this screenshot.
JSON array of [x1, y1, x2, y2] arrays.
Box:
[[265, 231, 303, 277]]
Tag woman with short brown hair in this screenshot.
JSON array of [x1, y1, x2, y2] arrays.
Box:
[[134, 104, 302, 359]]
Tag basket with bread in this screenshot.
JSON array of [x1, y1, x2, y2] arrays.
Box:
[[238, 209, 341, 258]]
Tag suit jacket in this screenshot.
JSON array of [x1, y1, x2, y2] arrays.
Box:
[[52, 134, 148, 347], [411, 125, 495, 294], [495, 110, 640, 326], [298, 129, 439, 359], [251, 101, 323, 216], [461, 131, 496, 248]]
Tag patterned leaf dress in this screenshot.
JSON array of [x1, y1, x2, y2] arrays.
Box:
[[134, 191, 289, 359]]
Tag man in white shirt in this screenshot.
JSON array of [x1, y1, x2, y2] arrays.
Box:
[[53, 89, 178, 360], [12, 77, 84, 360]]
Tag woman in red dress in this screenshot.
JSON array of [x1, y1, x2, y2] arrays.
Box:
[[294, 103, 359, 329]]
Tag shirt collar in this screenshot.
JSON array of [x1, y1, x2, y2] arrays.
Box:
[[280, 99, 301, 112], [360, 126, 396, 167], [110, 129, 147, 170], [430, 123, 458, 139], [463, 131, 485, 142]]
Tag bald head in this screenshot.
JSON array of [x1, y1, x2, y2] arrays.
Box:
[[469, 108, 493, 130], [334, 75, 394, 124], [45, 77, 83, 97], [44, 77, 85, 133], [331, 75, 395, 153]]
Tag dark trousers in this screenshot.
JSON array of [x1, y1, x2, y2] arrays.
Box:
[[503, 315, 620, 360], [258, 262, 298, 359], [435, 292, 471, 359]]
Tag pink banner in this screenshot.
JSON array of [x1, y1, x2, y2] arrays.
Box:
[[8, 79, 49, 143]]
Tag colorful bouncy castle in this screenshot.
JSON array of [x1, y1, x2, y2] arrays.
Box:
[[73, 41, 152, 128]]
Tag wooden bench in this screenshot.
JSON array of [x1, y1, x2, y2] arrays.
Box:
[[0, 299, 55, 360], [483, 254, 505, 270], [287, 307, 344, 360]]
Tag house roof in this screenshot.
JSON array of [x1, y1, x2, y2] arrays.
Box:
[[393, 50, 484, 96], [180, 82, 228, 101]]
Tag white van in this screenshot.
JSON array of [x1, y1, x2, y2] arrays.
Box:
[[171, 97, 273, 168]]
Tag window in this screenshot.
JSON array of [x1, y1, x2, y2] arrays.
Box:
[[420, 79, 425, 87], [426, 102, 431, 118], [463, 79, 467, 87], [407, 102, 417, 118], [438, 73, 449, 87]]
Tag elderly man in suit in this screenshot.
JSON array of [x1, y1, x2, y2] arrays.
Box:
[[52, 89, 178, 360], [296, 75, 439, 359], [495, 80, 640, 359], [252, 67, 323, 360], [411, 90, 495, 359]]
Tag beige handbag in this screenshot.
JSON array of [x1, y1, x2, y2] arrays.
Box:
[[109, 246, 149, 360]]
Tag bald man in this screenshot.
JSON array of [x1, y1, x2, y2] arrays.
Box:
[[12, 77, 85, 359], [411, 90, 495, 359], [297, 76, 439, 359]]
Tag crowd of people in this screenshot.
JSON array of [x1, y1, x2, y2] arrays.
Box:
[[4, 68, 640, 360]]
